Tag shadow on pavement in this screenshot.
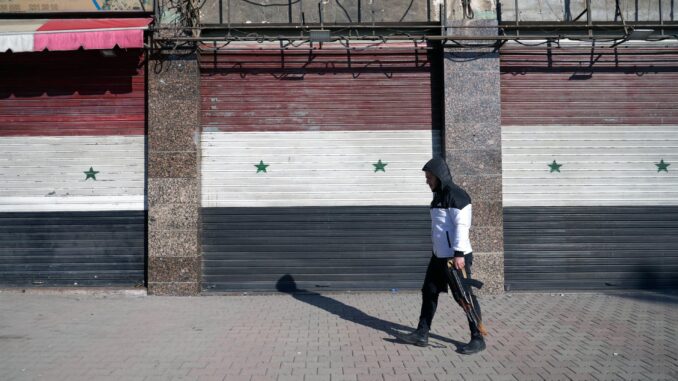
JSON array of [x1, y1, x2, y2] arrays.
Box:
[[600, 269, 678, 305], [609, 290, 678, 305], [275, 274, 465, 349]]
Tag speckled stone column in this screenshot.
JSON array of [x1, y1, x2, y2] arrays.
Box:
[[147, 52, 201, 295], [444, 18, 504, 294]]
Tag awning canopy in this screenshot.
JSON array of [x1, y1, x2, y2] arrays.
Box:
[[0, 18, 152, 53]]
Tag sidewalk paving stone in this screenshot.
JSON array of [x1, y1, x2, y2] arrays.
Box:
[[0, 290, 676, 381]]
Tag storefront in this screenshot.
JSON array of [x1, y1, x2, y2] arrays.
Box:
[[199, 41, 444, 291], [501, 42, 678, 290], [0, 18, 150, 286]]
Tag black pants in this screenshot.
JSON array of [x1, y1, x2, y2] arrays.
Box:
[[417, 253, 483, 337]]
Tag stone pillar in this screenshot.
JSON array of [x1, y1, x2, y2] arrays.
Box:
[[147, 52, 202, 295], [443, 13, 504, 294]]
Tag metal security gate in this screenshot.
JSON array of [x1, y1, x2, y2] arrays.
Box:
[[200, 41, 443, 292], [0, 50, 146, 287], [501, 43, 678, 291]]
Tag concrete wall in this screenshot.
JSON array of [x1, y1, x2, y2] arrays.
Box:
[[196, 0, 499, 24], [191, 0, 671, 25], [499, 0, 673, 22], [199, 0, 431, 24]]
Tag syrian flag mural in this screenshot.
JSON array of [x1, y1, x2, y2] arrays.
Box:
[[0, 50, 145, 287], [202, 130, 440, 207], [501, 43, 678, 291], [0, 136, 144, 212], [200, 41, 443, 291], [502, 125, 677, 207]]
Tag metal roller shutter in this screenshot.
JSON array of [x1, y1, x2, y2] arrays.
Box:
[[200, 41, 443, 292], [0, 50, 146, 287], [501, 43, 678, 291]]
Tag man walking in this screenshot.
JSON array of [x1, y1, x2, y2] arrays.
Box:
[[398, 157, 486, 354]]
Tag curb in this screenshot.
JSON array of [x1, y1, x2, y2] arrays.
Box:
[[0, 287, 147, 297]]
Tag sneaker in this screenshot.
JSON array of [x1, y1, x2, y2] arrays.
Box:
[[460, 336, 486, 354], [396, 330, 429, 347]]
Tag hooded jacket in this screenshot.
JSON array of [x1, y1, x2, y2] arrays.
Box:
[[422, 158, 473, 258]]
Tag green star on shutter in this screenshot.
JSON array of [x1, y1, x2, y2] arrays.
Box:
[[84, 167, 99, 181], [655, 159, 670, 172], [255, 160, 269, 173], [548, 160, 562, 173], [373, 159, 387, 172]]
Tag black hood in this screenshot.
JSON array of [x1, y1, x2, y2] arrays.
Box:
[[422, 157, 454, 191]]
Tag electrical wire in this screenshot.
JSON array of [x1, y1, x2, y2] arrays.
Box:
[[238, 0, 301, 6], [399, 0, 415, 22], [336, 0, 353, 23], [462, 0, 474, 19]]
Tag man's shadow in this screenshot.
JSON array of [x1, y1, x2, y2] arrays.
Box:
[[276, 274, 465, 349]]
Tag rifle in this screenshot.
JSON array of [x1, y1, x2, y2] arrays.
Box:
[[446, 260, 488, 336]]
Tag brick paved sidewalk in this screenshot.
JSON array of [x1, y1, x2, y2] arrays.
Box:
[[0, 290, 676, 381]]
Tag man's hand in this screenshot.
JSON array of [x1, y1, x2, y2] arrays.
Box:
[[453, 256, 465, 270]]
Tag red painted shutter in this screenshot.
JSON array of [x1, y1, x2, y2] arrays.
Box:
[[501, 45, 678, 125], [199, 42, 439, 132], [0, 49, 145, 137]]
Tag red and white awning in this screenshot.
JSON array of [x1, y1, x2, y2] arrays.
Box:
[[0, 18, 152, 53]]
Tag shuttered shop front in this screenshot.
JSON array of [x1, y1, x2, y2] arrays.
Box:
[[0, 50, 146, 287], [200, 42, 442, 291], [501, 43, 678, 291]]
